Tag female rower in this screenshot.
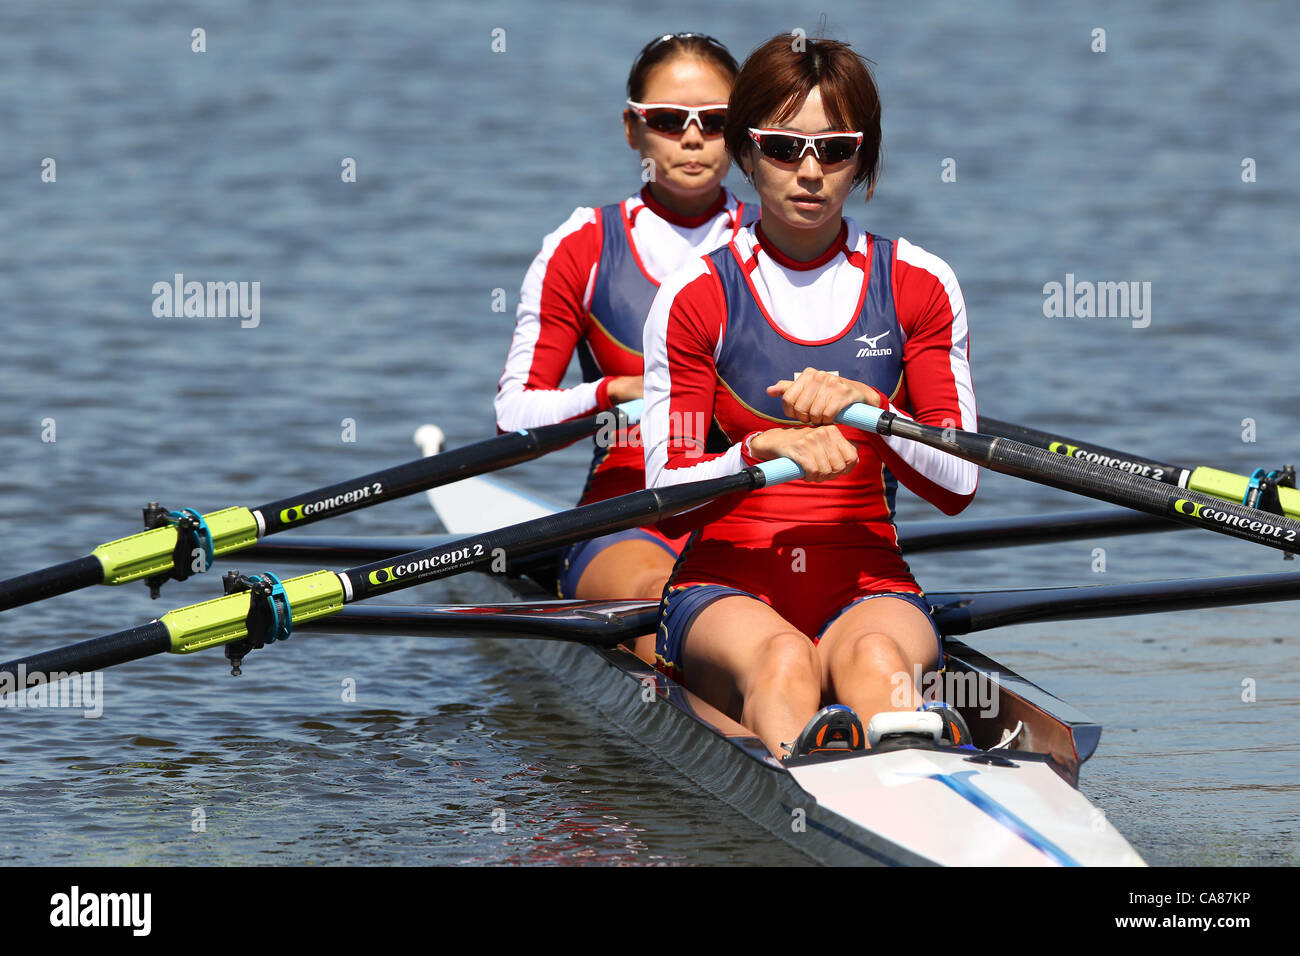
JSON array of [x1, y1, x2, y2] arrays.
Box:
[[641, 35, 978, 758], [495, 33, 753, 661]]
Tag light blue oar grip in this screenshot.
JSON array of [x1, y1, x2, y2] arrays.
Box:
[[835, 402, 885, 432], [617, 399, 644, 425], [754, 458, 804, 486], [753, 404, 885, 487]]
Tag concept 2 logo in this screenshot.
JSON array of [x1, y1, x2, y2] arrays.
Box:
[[280, 483, 383, 523], [1047, 441, 1165, 480], [1173, 498, 1298, 543], [366, 545, 487, 587]]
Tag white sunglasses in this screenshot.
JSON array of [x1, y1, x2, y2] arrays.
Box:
[[747, 128, 863, 164], [627, 100, 728, 135]]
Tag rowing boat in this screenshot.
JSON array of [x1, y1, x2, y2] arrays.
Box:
[[412, 425, 1146, 867], [10, 404, 1292, 866]]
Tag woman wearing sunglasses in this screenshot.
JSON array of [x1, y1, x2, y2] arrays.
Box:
[[495, 34, 751, 661], [641, 36, 978, 759]]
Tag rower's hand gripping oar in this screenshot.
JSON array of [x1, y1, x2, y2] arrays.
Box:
[[0, 453, 800, 689], [0, 401, 644, 613], [838, 404, 1300, 555]]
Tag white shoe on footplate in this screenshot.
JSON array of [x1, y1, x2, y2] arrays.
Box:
[[866, 711, 943, 749]]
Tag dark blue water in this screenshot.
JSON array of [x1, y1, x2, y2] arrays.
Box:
[[1, 0, 1296, 865]]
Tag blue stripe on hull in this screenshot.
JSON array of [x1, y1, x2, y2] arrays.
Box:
[[929, 770, 1081, 866]]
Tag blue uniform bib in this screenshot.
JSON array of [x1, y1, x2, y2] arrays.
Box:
[[708, 233, 905, 511], [577, 202, 656, 380]]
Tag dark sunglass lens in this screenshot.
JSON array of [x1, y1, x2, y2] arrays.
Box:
[[821, 138, 859, 163], [760, 135, 800, 162], [700, 110, 727, 134], [645, 109, 687, 133]]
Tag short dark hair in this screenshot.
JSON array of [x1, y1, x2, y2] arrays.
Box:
[[626, 33, 740, 101], [725, 35, 882, 190]]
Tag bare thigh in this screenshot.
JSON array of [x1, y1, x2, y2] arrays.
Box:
[[575, 538, 677, 665], [681, 594, 819, 722], [573, 538, 676, 601]]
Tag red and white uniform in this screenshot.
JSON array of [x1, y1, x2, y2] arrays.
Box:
[[496, 187, 750, 506], [641, 218, 978, 637]]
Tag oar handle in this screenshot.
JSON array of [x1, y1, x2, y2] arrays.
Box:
[[750, 403, 887, 485], [837, 402, 886, 433], [753, 458, 803, 484]]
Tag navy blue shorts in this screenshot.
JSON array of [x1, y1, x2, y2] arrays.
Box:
[[655, 584, 942, 681], [557, 527, 681, 598]]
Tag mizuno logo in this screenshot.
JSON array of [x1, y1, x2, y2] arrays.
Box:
[[855, 331, 891, 348], [855, 330, 893, 359]]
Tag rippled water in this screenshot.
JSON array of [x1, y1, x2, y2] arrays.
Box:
[[1, 0, 1297, 866]]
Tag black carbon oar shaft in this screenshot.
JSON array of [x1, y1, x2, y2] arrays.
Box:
[[0, 623, 171, 688], [979, 417, 1187, 485], [339, 470, 758, 600], [873, 412, 1300, 554], [0, 557, 104, 611], [254, 411, 619, 534], [0, 407, 632, 612], [0, 464, 766, 686]]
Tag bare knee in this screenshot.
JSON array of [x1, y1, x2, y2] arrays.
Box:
[[749, 631, 819, 688], [840, 631, 911, 682]]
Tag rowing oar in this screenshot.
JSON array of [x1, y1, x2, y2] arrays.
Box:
[[980, 416, 1300, 520], [235, 508, 1183, 565], [0, 401, 643, 613], [294, 564, 1300, 642], [833, 404, 1300, 556], [0, 457, 796, 690]]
